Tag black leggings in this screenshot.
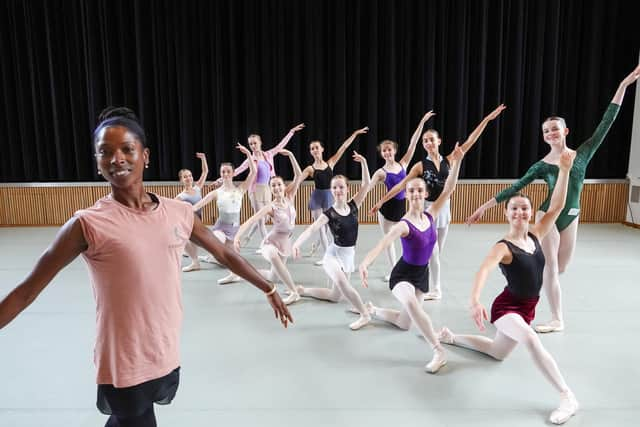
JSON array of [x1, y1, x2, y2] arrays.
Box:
[[105, 406, 156, 427]]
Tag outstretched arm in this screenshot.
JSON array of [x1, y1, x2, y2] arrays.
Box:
[[450, 104, 506, 159], [191, 215, 292, 327], [427, 144, 464, 218], [358, 222, 408, 288], [351, 151, 371, 207], [469, 243, 510, 331], [237, 144, 257, 192], [531, 152, 574, 240], [577, 64, 640, 162], [399, 111, 435, 168], [234, 205, 272, 251], [467, 162, 541, 224], [611, 63, 640, 105], [327, 127, 369, 168], [370, 161, 422, 214], [266, 123, 305, 156], [194, 152, 209, 188], [0, 217, 87, 329], [280, 149, 304, 199], [291, 214, 330, 259], [192, 188, 218, 212]]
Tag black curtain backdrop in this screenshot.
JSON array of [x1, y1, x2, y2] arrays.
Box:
[[1, 0, 639, 182]]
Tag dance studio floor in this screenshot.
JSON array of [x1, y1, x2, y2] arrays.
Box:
[[1, 223, 639, 427]]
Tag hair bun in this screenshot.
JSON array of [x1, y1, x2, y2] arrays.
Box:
[[97, 106, 139, 124]]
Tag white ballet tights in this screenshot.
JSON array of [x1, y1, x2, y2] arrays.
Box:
[[260, 245, 298, 296], [445, 313, 569, 393], [377, 212, 398, 274], [311, 208, 330, 254], [245, 192, 268, 243], [389, 282, 441, 349], [300, 257, 367, 315], [426, 225, 449, 295]]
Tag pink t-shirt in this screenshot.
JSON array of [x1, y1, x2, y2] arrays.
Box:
[[75, 194, 194, 387]]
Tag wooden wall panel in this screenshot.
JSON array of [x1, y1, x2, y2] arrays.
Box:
[[0, 181, 628, 226]]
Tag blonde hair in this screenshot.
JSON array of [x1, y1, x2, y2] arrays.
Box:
[[377, 139, 398, 153], [178, 169, 191, 180]]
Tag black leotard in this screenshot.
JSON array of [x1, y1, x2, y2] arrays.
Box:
[[422, 157, 450, 201], [313, 166, 333, 190], [498, 233, 545, 299], [323, 200, 358, 247]]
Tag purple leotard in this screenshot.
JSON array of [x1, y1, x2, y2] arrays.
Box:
[[256, 160, 271, 184], [400, 212, 437, 265], [383, 167, 406, 200]]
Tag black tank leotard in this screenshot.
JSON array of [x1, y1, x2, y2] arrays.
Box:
[[498, 233, 545, 299], [422, 157, 450, 202]]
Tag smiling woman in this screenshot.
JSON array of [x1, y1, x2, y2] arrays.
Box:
[[0, 106, 293, 427]]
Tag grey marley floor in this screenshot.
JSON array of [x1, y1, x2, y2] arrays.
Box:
[[1, 224, 639, 427]]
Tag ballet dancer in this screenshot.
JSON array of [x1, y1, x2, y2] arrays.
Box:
[[234, 149, 304, 305], [192, 144, 257, 284], [468, 64, 640, 332], [372, 104, 506, 300], [369, 111, 435, 281], [176, 152, 209, 272], [0, 107, 292, 427], [233, 124, 305, 249], [292, 151, 372, 330], [359, 144, 465, 373], [297, 127, 369, 264], [439, 151, 577, 424]]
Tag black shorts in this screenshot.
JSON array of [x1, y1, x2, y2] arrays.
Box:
[[389, 258, 429, 293], [379, 197, 406, 222], [97, 367, 180, 417]]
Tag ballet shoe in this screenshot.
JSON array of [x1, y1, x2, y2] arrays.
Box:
[[181, 263, 201, 273], [198, 255, 221, 265], [534, 320, 565, 333], [314, 259, 324, 266], [437, 327, 455, 345], [549, 391, 579, 424], [349, 314, 371, 331], [425, 348, 447, 373], [424, 290, 442, 301], [283, 292, 301, 305], [383, 274, 390, 282], [347, 301, 374, 316], [255, 248, 263, 255], [217, 273, 241, 285]]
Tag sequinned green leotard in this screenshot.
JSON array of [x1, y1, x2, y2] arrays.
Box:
[[495, 103, 620, 231]]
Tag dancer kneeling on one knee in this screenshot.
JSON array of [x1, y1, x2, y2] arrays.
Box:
[[439, 151, 578, 424], [234, 149, 304, 305], [359, 144, 465, 374], [292, 151, 372, 330], [192, 143, 256, 284]]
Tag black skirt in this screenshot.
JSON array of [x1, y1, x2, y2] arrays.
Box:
[[389, 258, 429, 293], [97, 367, 180, 417], [379, 197, 407, 222]]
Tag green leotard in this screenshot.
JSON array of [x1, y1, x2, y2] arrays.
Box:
[[495, 103, 620, 231]]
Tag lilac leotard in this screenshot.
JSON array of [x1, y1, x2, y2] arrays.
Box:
[[256, 160, 271, 184]]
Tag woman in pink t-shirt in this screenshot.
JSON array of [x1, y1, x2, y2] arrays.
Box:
[[0, 107, 292, 427]]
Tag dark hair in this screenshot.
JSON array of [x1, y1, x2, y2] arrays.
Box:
[[504, 192, 531, 206], [309, 140, 324, 148], [422, 129, 440, 139], [93, 106, 147, 147]]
